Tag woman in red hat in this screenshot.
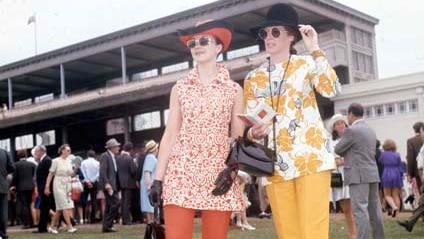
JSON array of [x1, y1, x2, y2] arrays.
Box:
[[150, 20, 245, 239], [244, 3, 341, 239]]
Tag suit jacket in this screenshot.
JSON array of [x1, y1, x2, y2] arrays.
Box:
[[117, 153, 137, 189], [335, 120, 380, 185], [12, 159, 36, 191], [406, 135, 423, 179], [0, 148, 14, 194], [99, 151, 119, 191], [36, 155, 52, 194]]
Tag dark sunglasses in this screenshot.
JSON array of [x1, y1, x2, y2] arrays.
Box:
[[258, 27, 288, 40], [187, 36, 213, 49]]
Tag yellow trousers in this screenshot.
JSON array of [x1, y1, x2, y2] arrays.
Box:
[[266, 170, 331, 239]]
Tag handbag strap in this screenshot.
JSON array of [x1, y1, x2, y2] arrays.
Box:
[[267, 56, 291, 162]]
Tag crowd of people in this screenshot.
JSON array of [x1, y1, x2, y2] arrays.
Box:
[[1, 3, 424, 239]]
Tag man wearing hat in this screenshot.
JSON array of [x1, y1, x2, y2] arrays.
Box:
[[243, 3, 341, 239], [150, 19, 245, 239], [99, 138, 121, 233]]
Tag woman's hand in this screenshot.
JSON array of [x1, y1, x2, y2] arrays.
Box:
[[44, 187, 51, 196], [249, 122, 270, 140], [335, 157, 344, 166], [298, 24, 320, 53]]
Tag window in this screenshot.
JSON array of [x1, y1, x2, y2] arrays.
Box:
[[14, 98, 32, 108], [408, 100, 418, 112], [162, 62, 189, 74], [0, 138, 10, 151], [134, 111, 161, 131], [374, 105, 383, 117], [227, 45, 260, 60], [352, 51, 374, 74], [385, 104, 395, 115], [398, 101, 407, 114], [106, 118, 131, 136], [35, 93, 54, 103], [36, 130, 56, 146], [15, 134, 34, 150], [134, 69, 158, 80], [364, 107, 372, 118], [351, 27, 372, 48]]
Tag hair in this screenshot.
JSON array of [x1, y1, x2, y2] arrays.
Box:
[[382, 139, 397, 152], [284, 26, 298, 54], [35, 145, 46, 152], [17, 149, 27, 159], [123, 142, 133, 152], [413, 121, 424, 134], [347, 103, 364, 117], [376, 139, 381, 149], [87, 149, 96, 158], [57, 143, 70, 155]]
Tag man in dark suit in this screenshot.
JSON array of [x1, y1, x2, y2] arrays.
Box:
[[335, 103, 385, 239], [397, 122, 424, 232], [0, 148, 14, 239], [33, 145, 54, 234], [117, 142, 137, 225], [99, 138, 121, 233], [10, 149, 36, 229], [406, 122, 424, 189]]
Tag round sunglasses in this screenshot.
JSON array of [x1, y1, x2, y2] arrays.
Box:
[[258, 27, 288, 40], [186, 36, 214, 49]]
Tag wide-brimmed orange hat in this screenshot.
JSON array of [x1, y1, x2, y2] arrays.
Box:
[[178, 20, 233, 52]]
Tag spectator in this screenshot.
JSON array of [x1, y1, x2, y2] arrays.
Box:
[[44, 144, 78, 234], [0, 148, 14, 239], [80, 150, 99, 224], [335, 103, 385, 239], [379, 139, 403, 218]]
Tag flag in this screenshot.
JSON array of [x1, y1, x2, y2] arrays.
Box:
[[27, 14, 36, 25]]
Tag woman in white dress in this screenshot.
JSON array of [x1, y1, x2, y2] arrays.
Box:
[[45, 144, 78, 234], [328, 114, 356, 239]]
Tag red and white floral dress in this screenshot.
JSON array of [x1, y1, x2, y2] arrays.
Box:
[[163, 64, 243, 211]]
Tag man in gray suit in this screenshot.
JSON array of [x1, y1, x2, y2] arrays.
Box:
[[99, 138, 121, 233], [335, 103, 385, 239], [0, 148, 14, 239]]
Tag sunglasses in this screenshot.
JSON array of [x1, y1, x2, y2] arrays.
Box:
[[258, 27, 288, 40], [187, 36, 214, 49]]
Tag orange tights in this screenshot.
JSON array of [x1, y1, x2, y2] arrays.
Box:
[[164, 205, 232, 239]]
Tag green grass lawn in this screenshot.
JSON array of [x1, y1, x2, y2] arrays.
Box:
[[7, 212, 424, 239]]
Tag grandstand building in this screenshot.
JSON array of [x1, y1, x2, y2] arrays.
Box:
[[0, 0, 385, 157]]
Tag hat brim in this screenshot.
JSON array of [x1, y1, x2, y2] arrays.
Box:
[[178, 20, 233, 52], [146, 143, 159, 153], [105, 143, 121, 149], [326, 115, 348, 132], [250, 20, 301, 42]]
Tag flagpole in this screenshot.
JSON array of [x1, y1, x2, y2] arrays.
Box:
[[33, 17, 38, 55]]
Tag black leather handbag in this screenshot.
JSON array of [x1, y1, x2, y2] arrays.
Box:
[[226, 128, 275, 177], [330, 169, 343, 188]]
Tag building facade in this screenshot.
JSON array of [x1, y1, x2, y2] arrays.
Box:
[[0, 0, 380, 158]]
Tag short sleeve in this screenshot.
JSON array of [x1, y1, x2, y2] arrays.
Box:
[[49, 158, 58, 173], [143, 154, 157, 173]]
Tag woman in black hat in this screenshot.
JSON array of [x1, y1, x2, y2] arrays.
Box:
[[149, 20, 245, 239], [244, 3, 341, 239]]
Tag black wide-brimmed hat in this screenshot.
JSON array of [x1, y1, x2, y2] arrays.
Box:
[[250, 3, 301, 40], [178, 20, 233, 52]]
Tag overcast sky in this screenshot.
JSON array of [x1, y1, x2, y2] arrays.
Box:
[[0, 0, 422, 78]]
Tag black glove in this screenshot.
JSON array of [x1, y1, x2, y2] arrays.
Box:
[[212, 165, 237, 196], [149, 180, 163, 206]]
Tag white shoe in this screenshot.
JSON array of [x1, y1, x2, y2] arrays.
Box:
[[243, 223, 256, 230], [68, 227, 77, 233], [48, 227, 58, 234]]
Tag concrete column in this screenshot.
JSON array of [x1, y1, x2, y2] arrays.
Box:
[[417, 87, 424, 119], [62, 126, 68, 144], [121, 46, 128, 84], [8, 78, 13, 109], [123, 116, 130, 143], [60, 64, 66, 98]]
